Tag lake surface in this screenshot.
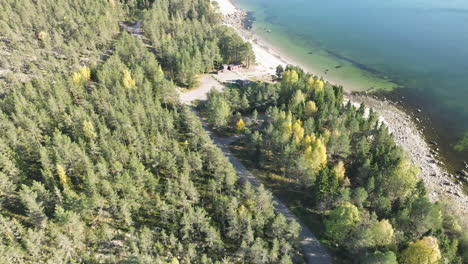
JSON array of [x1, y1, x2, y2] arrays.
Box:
[[236, 0, 468, 170]]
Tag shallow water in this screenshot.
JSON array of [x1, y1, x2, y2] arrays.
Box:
[[236, 0, 468, 170]]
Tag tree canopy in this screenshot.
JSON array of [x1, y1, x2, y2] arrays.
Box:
[[202, 65, 466, 263], [0, 1, 295, 262]]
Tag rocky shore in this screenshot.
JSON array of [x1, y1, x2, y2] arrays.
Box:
[[216, 2, 467, 215], [348, 94, 467, 209]]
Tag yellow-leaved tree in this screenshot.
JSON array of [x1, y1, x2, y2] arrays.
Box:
[[334, 161, 350, 186], [283, 70, 299, 84], [38, 31, 48, 41], [278, 111, 293, 142], [236, 118, 245, 133], [304, 101, 318, 117], [400, 236, 441, 264], [72, 66, 91, 84], [155, 64, 164, 80], [304, 138, 327, 172], [56, 164, 68, 187], [306, 76, 315, 90], [302, 133, 315, 146], [82, 120, 97, 140], [169, 257, 179, 264], [313, 79, 324, 92], [122, 69, 136, 89], [321, 129, 331, 144], [291, 120, 304, 145], [108, 0, 116, 8]]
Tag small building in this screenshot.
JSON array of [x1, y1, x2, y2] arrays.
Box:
[[226, 63, 243, 71]]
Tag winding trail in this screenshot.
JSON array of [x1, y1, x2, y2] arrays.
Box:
[[181, 74, 332, 264], [122, 20, 331, 264], [204, 123, 331, 264]]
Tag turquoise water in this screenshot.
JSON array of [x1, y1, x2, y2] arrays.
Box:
[[236, 0, 468, 169]]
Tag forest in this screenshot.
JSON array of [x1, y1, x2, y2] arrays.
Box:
[[0, 0, 300, 263], [142, 0, 255, 87], [201, 65, 468, 263], [0, 0, 254, 91], [1, 0, 466, 263], [0, 0, 123, 92]]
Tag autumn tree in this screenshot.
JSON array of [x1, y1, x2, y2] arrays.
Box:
[[122, 69, 136, 89], [313, 79, 324, 92], [283, 70, 299, 84], [304, 100, 318, 117], [400, 236, 441, 264], [72, 66, 91, 84], [236, 118, 245, 133]]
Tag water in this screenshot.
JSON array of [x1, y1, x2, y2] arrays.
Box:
[[235, 0, 468, 171]]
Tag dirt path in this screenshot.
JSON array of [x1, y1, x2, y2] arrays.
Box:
[[179, 75, 224, 104], [183, 74, 332, 264], [204, 120, 331, 264]]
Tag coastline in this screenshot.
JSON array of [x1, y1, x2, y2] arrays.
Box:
[[213, 0, 467, 215]]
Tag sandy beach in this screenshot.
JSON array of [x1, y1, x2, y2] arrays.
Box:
[[212, 0, 467, 215]]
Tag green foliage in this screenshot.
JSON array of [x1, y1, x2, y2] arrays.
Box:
[[143, 0, 254, 87], [365, 219, 395, 247], [396, 197, 443, 239], [324, 202, 360, 242], [0, 0, 123, 91], [400, 236, 442, 264], [206, 90, 232, 130], [315, 168, 339, 203], [362, 251, 397, 264], [3, 0, 462, 261], [203, 64, 464, 262], [383, 160, 420, 201], [0, 27, 298, 263]]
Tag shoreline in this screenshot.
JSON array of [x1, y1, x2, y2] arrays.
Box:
[[213, 0, 467, 214]]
